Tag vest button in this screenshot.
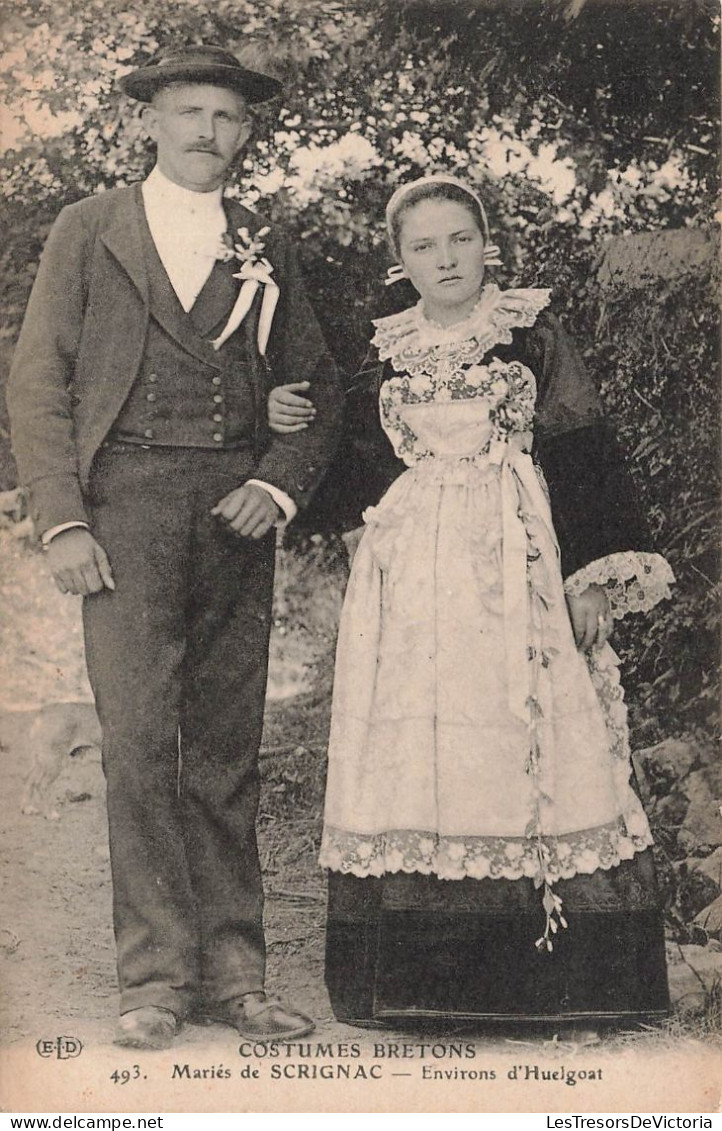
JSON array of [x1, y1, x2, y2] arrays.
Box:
[[148, 373, 158, 383], [212, 413, 223, 423], [213, 394, 223, 403], [213, 432, 223, 442], [212, 376, 222, 386], [144, 428, 154, 439], [146, 392, 157, 402]]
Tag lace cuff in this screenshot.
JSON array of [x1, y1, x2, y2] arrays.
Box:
[[563, 551, 674, 619]]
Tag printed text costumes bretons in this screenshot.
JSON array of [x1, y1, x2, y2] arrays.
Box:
[[320, 285, 673, 1024]]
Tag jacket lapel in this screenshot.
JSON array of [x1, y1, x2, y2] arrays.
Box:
[[187, 191, 272, 339], [98, 185, 267, 368], [190, 197, 271, 339], [99, 183, 150, 305], [219, 199, 272, 408], [101, 183, 223, 369], [188, 255, 240, 338]]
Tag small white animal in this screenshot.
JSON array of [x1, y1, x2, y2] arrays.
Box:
[[19, 701, 102, 820]]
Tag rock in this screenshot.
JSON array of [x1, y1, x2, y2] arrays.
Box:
[[0, 488, 26, 522], [697, 760, 722, 796], [652, 790, 688, 830], [690, 847, 722, 886], [697, 743, 721, 770], [0, 532, 94, 710], [694, 894, 722, 941], [597, 228, 720, 293], [0, 928, 21, 955], [675, 860, 721, 920], [678, 770, 722, 854], [9, 516, 35, 541], [666, 942, 722, 1012], [634, 737, 700, 800]]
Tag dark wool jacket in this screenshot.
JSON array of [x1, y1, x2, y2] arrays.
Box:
[[312, 305, 650, 581], [7, 183, 342, 534]]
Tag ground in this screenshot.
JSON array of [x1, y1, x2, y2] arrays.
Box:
[[0, 526, 343, 1047], [0, 700, 336, 1046], [0, 527, 720, 1112]]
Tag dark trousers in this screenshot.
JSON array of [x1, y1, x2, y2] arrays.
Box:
[[83, 444, 275, 1016]]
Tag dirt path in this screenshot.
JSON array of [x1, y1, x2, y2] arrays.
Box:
[[0, 528, 342, 1048], [1, 531, 719, 1115], [2, 715, 718, 1055], [0, 706, 341, 1048], [1, 725, 719, 1117]]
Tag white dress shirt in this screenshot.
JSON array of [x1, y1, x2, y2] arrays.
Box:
[[44, 167, 295, 543], [142, 166, 228, 312]]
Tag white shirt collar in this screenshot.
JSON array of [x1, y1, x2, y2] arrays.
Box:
[[143, 165, 225, 217]]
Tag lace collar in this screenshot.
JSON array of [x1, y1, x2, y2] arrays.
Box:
[[371, 284, 552, 372]]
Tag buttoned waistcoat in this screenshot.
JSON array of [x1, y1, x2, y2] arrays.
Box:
[[109, 201, 257, 450], [7, 183, 342, 534]]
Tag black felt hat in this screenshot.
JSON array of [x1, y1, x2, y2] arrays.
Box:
[[119, 45, 282, 104]]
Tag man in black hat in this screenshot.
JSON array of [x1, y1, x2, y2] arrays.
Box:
[[7, 46, 341, 1049]]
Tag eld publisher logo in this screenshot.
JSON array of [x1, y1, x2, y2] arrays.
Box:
[[36, 1036, 83, 1059]]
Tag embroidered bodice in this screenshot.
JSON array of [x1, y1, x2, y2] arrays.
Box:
[[371, 285, 551, 466], [367, 284, 675, 624]]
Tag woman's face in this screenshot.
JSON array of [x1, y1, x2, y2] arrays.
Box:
[[397, 197, 486, 323]]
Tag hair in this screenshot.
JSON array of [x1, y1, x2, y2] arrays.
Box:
[[387, 181, 488, 258]]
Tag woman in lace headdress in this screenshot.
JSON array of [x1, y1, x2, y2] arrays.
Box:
[[269, 175, 673, 1031]]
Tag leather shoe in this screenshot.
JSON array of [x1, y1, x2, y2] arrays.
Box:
[[204, 992, 315, 1041], [114, 1006, 182, 1050]]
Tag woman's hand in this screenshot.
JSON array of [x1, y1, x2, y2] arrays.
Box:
[[565, 583, 612, 651], [268, 381, 316, 433]]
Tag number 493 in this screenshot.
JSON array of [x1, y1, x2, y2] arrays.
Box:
[[110, 1065, 143, 1084]]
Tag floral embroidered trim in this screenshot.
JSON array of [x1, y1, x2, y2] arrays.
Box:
[[522, 497, 568, 949], [563, 551, 675, 618], [587, 647, 630, 763], [371, 284, 551, 379], [587, 644, 653, 843], [319, 817, 653, 881], [379, 358, 537, 465]]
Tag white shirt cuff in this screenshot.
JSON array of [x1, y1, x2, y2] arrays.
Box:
[[42, 521, 90, 545], [246, 480, 297, 524]]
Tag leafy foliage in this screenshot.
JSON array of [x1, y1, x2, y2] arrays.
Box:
[[586, 271, 720, 735], [0, 0, 719, 729]]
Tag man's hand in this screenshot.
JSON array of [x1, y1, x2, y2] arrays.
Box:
[[211, 483, 281, 539], [566, 582, 612, 651], [268, 381, 316, 434], [46, 528, 115, 595]]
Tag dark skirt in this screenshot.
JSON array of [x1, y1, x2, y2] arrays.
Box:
[[325, 850, 670, 1026]]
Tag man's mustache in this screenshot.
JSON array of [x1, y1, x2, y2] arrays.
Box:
[[186, 143, 221, 155]]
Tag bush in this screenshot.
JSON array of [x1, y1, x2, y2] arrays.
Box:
[[1, 0, 719, 731]]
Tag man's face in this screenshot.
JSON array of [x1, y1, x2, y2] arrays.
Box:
[[142, 83, 251, 192]]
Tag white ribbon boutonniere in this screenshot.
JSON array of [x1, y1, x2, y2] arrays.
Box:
[[212, 225, 280, 355]]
